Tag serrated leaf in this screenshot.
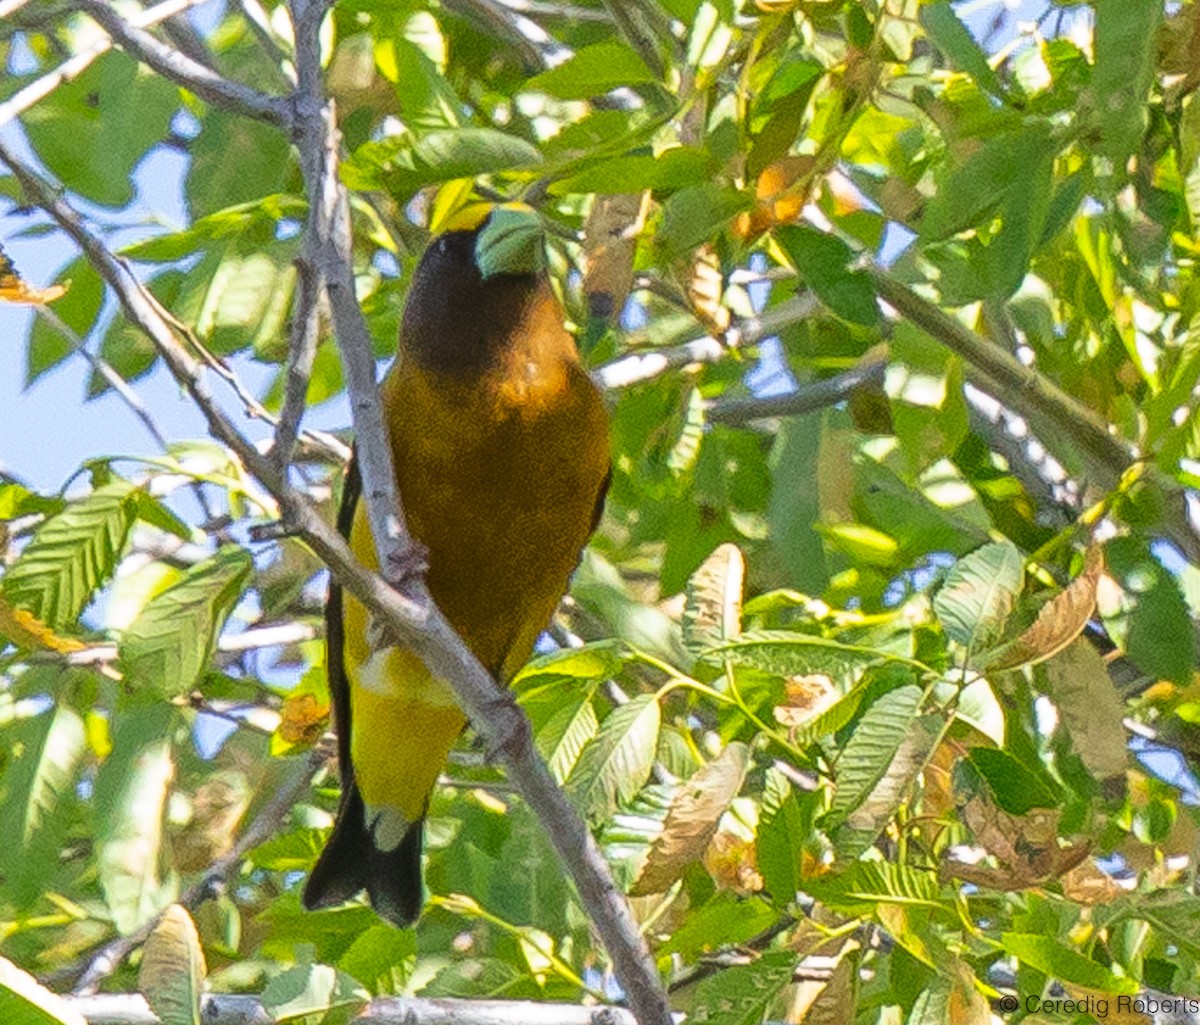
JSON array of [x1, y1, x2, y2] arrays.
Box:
[[95, 704, 178, 934], [0, 597, 86, 654], [977, 547, 1103, 670], [512, 640, 624, 687], [828, 685, 922, 827], [4, 480, 138, 629], [755, 767, 809, 906], [0, 956, 87, 1025], [835, 712, 947, 857], [933, 541, 1024, 653], [691, 950, 797, 1025], [683, 543, 745, 653], [119, 546, 253, 698], [804, 861, 945, 917], [631, 742, 749, 895], [566, 694, 661, 822], [700, 631, 888, 676], [1001, 933, 1138, 995], [0, 705, 86, 906], [138, 905, 206, 1025], [1124, 890, 1200, 959], [534, 686, 599, 784]]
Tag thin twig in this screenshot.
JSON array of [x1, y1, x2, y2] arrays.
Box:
[[72, 0, 292, 127], [66, 749, 325, 994], [273, 250, 323, 469], [0, 0, 203, 129], [594, 292, 819, 391], [707, 358, 887, 426]]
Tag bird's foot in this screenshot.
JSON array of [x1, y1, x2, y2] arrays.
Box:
[[385, 539, 430, 597]]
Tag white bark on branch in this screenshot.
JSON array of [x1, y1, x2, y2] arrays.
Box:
[[67, 993, 667, 1025]]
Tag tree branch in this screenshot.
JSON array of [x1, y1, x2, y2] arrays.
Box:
[[0, 0, 204, 129], [870, 269, 1200, 565], [72, 0, 291, 127], [706, 357, 886, 426], [285, 4, 673, 1020], [594, 292, 819, 391], [67, 993, 665, 1025]]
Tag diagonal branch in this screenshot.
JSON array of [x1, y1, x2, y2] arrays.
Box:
[[0, 0, 204, 130], [71, 0, 292, 127], [285, 4, 673, 1022]]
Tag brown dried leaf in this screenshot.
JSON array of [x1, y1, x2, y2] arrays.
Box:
[[1060, 860, 1127, 905], [582, 192, 649, 324], [684, 543, 745, 652], [1043, 637, 1128, 781], [979, 546, 1103, 671], [773, 675, 839, 731], [171, 774, 249, 873], [633, 742, 751, 895], [0, 243, 69, 305]]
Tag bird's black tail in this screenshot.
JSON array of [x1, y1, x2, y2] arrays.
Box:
[[302, 782, 424, 928]]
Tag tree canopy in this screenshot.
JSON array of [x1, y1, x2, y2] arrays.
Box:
[[1, 0, 1200, 1023]]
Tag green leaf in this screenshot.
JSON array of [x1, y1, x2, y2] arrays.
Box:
[[659, 185, 754, 257], [966, 747, 1061, 815], [566, 694, 661, 822], [827, 685, 922, 826], [834, 712, 946, 857], [187, 110, 292, 219], [22, 53, 177, 208], [755, 767, 809, 907], [1092, 0, 1162, 169], [1041, 640, 1127, 781], [344, 129, 542, 197], [4, 479, 138, 629], [657, 892, 776, 959], [513, 640, 624, 687], [531, 685, 599, 784], [700, 631, 894, 677], [767, 416, 828, 595], [138, 905, 206, 1025], [337, 924, 417, 996], [0, 957, 87, 1025], [376, 35, 462, 130], [550, 147, 714, 196], [775, 225, 880, 326], [691, 950, 796, 1025], [804, 861, 945, 917], [1000, 933, 1138, 995], [1123, 890, 1200, 959], [475, 205, 546, 278], [0, 705, 86, 907], [920, 3, 1004, 99], [932, 541, 1024, 652], [25, 257, 104, 386], [260, 963, 368, 1022], [94, 704, 178, 934], [525, 43, 657, 99], [119, 546, 253, 698], [89, 271, 187, 396]]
